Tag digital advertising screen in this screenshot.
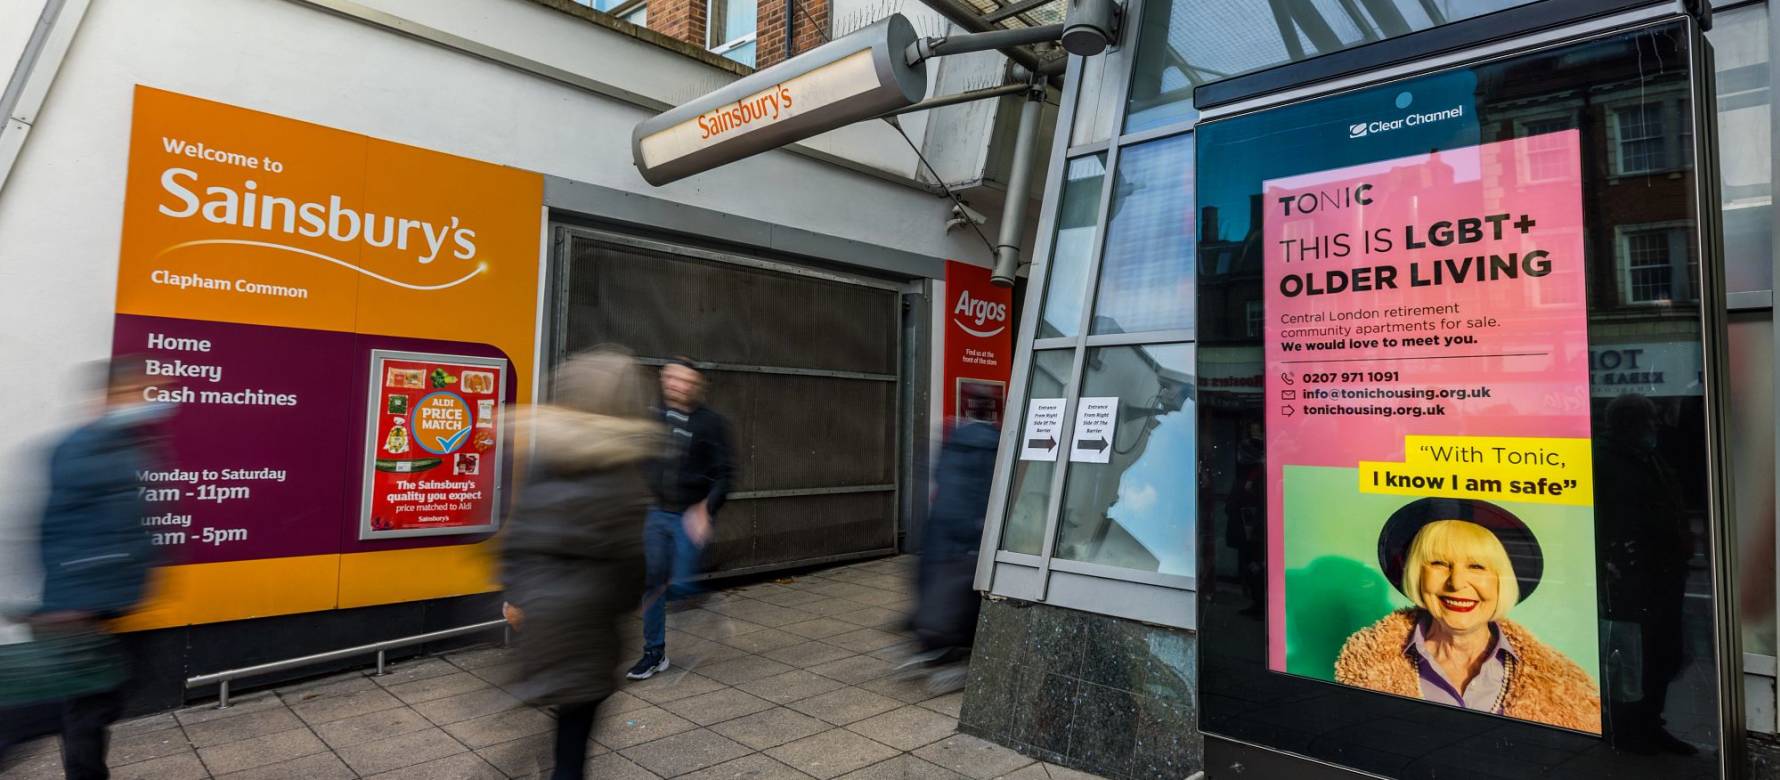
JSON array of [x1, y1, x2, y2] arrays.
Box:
[[1263, 133, 1600, 733], [1195, 19, 1731, 779]]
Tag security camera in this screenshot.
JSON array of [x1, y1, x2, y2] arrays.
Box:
[[947, 202, 988, 232]]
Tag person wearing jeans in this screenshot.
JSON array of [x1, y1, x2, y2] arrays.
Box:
[[628, 359, 733, 680]]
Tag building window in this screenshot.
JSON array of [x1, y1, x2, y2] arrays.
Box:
[[1617, 224, 1695, 305], [1608, 96, 1693, 176], [1624, 230, 1672, 301], [1516, 115, 1576, 183], [622, 4, 647, 25], [708, 0, 757, 67], [1614, 103, 1665, 173], [1244, 300, 1263, 338]]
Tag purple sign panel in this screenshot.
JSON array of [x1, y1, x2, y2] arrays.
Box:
[[115, 314, 513, 564]]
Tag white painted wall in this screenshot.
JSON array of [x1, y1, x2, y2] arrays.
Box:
[[0, 0, 46, 87], [0, 0, 1024, 610]]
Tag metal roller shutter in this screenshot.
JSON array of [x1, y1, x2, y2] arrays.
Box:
[[554, 228, 904, 577]]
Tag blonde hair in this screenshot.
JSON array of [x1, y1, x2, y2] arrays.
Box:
[[1401, 519, 1520, 621], [550, 346, 655, 421]]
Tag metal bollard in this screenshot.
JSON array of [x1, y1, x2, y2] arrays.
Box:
[[217, 679, 231, 710], [374, 649, 387, 676]]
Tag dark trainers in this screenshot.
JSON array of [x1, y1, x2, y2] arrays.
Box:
[[625, 652, 669, 680]]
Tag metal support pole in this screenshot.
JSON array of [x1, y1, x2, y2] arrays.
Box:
[[916, 0, 1062, 85], [879, 82, 1032, 118], [217, 679, 231, 710], [374, 649, 387, 676], [906, 25, 1064, 67], [992, 79, 1046, 287], [982, 0, 1058, 25]]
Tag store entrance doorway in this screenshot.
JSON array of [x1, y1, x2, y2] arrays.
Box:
[[551, 227, 907, 578]]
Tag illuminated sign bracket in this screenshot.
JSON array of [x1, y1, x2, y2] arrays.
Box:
[[632, 0, 1116, 187]]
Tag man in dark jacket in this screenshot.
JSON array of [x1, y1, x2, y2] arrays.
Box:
[[627, 358, 733, 680], [0, 358, 162, 779]]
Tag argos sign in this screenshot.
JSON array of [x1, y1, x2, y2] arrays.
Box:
[[953, 289, 1009, 338], [943, 262, 1014, 427]]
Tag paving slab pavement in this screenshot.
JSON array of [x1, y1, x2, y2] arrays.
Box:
[[0, 556, 1107, 780]]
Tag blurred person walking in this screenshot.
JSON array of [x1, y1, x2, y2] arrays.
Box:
[[500, 348, 663, 780], [627, 358, 733, 680], [0, 358, 164, 780], [903, 418, 998, 694]]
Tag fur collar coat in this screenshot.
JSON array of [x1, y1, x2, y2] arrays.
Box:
[[1334, 608, 1601, 733], [499, 406, 661, 706]]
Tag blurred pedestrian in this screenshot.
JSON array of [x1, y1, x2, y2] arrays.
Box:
[[0, 357, 164, 780], [628, 358, 733, 680], [903, 418, 998, 694], [500, 348, 663, 780]]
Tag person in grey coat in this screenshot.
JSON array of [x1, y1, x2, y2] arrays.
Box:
[[500, 348, 662, 780]]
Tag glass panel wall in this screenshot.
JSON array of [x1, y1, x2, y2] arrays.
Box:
[[994, 78, 1201, 594], [1055, 343, 1197, 575], [1001, 350, 1076, 554], [1730, 313, 1776, 657], [1712, 2, 1775, 671], [1040, 155, 1109, 339], [1090, 134, 1195, 335], [1710, 2, 1773, 293], [1072, 38, 1132, 147], [1125, 0, 1546, 134]]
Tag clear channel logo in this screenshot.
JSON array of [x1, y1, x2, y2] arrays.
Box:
[[1347, 91, 1465, 139]]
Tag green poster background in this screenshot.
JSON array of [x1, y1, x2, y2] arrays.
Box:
[[1282, 465, 1600, 684]]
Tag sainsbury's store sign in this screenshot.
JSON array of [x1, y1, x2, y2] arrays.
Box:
[[633, 14, 926, 186], [697, 85, 796, 140], [640, 51, 876, 172]]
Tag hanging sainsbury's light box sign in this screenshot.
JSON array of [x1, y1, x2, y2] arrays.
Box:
[[632, 14, 927, 186]]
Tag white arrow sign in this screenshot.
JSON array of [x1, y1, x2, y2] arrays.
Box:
[[1019, 398, 1065, 461], [1069, 396, 1118, 463]]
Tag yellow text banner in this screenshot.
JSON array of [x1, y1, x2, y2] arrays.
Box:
[[1358, 435, 1593, 506]]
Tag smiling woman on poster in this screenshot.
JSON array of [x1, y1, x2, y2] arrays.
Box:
[[1334, 498, 1600, 732]]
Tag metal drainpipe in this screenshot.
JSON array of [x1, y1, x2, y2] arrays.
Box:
[[991, 73, 1044, 287]]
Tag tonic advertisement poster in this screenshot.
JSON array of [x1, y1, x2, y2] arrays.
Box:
[[110, 86, 542, 628], [1263, 131, 1603, 732]]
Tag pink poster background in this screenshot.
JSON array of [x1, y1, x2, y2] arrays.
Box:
[[1262, 132, 1591, 670]]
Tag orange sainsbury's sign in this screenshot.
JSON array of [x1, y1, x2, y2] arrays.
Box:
[[697, 84, 796, 140], [112, 86, 543, 630]]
